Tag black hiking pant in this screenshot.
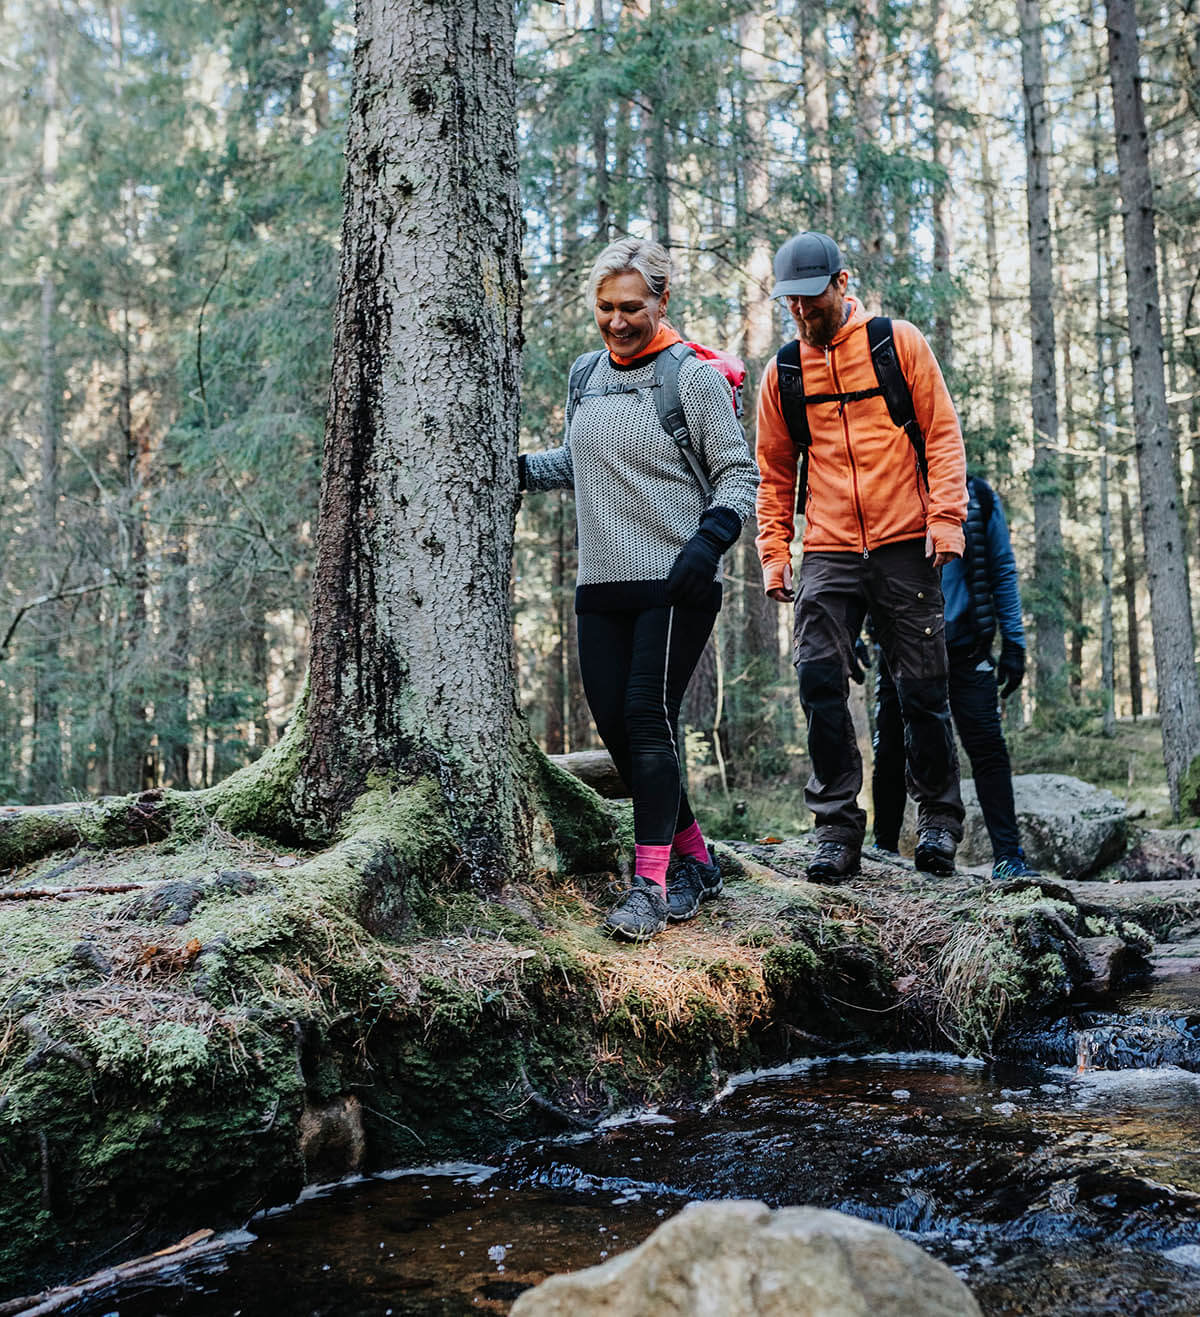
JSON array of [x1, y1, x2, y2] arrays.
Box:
[[577, 605, 717, 846], [793, 541, 964, 847], [873, 648, 1021, 858]]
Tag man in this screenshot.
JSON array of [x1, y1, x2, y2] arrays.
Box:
[[755, 231, 967, 881], [872, 473, 1041, 880]]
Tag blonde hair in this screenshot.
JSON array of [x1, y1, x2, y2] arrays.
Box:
[[586, 237, 673, 304]]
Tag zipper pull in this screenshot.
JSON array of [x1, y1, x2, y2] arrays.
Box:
[[862, 548, 870, 560]]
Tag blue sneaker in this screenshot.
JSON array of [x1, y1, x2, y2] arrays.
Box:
[[992, 851, 1041, 881], [666, 852, 723, 922]]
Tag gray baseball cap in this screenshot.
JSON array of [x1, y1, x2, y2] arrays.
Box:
[[770, 231, 844, 298]]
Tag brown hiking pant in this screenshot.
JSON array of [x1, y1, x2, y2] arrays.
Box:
[[793, 539, 964, 846]]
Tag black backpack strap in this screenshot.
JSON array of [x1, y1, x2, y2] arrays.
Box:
[[776, 340, 811, 516], [653, 342, 715, 503], [866, 317, 927, 485], [566, 350, 605, 429]]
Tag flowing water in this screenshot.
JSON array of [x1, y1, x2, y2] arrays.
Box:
[[47, 974, 1200, 1316]]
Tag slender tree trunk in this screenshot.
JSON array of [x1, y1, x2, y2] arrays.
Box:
[[544, 497, 567, 755], [1018, 0, 1068, 714], [930, 0, 953, 371], [731, 4, 785, 767], [591, 0, 610, 240], [295, 0, 526, 871], [1106, 0, 1200, 813], [800, 0, 834, 231], [975, 88, 1013, 474], [32, 2, 63, 802], [646, 0, 672, 248], [850, 0, 884, 305], [1118, 459, 1144, 719], [160, 511, 191, 788], [1059, 272, 1083, 701], [1095, 121, 1117, 738]]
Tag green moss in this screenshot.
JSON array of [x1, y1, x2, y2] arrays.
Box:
[[531, 755, 621, 875], [1181, 751, 1200, 819]]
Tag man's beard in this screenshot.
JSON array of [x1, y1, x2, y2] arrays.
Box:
[[798, 299, 845, 348]]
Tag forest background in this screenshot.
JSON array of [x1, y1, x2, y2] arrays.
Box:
[[1, 0, 1198, 836]]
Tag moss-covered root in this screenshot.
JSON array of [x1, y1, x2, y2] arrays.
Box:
[[0, 793, 179, 874]]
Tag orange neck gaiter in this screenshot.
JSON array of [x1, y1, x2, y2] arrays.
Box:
[[610, 323, 683, 365]]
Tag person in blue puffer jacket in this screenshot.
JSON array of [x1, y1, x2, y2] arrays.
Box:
[[869, 474, 1040, 879]]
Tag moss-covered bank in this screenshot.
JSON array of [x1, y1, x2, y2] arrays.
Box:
[[0, 790, 1164, 1300]]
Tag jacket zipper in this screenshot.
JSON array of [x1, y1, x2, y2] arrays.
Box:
[[828, 346, 869, 557]]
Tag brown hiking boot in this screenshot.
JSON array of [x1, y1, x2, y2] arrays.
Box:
[[806, 840, 861, 883]]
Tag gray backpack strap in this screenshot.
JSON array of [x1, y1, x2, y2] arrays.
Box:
[[566, 350, 605, 429], [653, 342, 714, 503]]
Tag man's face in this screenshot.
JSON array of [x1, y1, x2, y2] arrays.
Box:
[[785, 270, 850, 348]]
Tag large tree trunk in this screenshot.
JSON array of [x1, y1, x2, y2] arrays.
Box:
[[294, 0, 526, 872], [1018, 0, 1068, 714], [1106, 0, 1200, 813]]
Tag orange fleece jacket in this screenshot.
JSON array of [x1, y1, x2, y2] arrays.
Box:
[[755, 298, 967, 592]]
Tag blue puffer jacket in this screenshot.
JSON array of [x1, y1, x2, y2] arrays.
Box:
[[941, 476, 1025, 658]]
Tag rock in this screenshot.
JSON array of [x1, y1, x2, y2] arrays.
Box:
[[899, 773, 1125, 878], [1077, 936, 1129, 992], [1108, 828, 1200, 883], [298, 1094, 365, 1182], [509, 1199, 981, 1317]]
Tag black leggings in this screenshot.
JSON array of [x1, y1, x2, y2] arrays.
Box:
[[577, 605, 718, 846]]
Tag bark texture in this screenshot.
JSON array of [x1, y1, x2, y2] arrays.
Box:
[[1106, 0, 1200, 813], [296, 0, 524, 868]]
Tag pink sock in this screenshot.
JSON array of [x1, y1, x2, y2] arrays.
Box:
[[673, 821, 710, 864], [634, 844, 671, 891]]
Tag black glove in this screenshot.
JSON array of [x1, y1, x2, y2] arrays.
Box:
[[849, 636, 871, 685], [665, 507, 741, 609], [517, 454, 528, 491], [997, 640, 1025, 699]]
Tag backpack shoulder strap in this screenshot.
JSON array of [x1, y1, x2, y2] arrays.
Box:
[[775, 339, 812, 517], [653, 342, 715, 502], [566, 350, 605, 429], [866, 317, 928, 485]]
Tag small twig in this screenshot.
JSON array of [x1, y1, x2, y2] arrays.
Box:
[[359, 1104, 427, 1146], [0, 884, 141, 902]]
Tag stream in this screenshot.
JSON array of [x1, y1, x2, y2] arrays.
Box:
[[48, 973, 1200, 1316]]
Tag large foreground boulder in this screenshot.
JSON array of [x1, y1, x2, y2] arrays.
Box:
[[903, 773, 1126, 878], [510, 1199, 981, 1317]]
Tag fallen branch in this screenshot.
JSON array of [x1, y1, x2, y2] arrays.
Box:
[[0, 884, 141, 902], [518, 1063, 598, 1131], [0, 1229, 230, 1317]]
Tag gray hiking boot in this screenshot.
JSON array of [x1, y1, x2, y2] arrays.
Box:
[[602, 875, 668, 942], [806, 840, 861, 883], [666, 852, 723, 922], [915, 826, 957, 876]]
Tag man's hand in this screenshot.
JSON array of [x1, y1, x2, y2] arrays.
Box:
[[925, 527, 960, 569], [767, 562, 795, 603], [997, 640, 1026, 699]]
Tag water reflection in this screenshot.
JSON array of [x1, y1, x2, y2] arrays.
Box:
[[56, 1053, 1200, 1317]]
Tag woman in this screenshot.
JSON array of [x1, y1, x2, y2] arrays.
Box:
[[519, 238, 759, 941]]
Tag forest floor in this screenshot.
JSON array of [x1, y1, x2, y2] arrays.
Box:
[[694, 714, 1181, 843], [1, 749, 1198, 1301]]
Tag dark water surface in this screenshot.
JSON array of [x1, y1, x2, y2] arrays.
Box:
[[55, 1044, 1200, 1316]]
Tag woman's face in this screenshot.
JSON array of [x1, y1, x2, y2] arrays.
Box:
[[594, 271, 668, 358]]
